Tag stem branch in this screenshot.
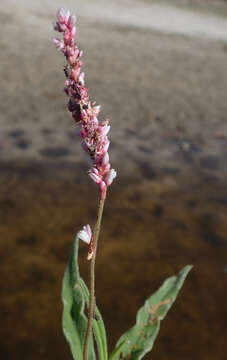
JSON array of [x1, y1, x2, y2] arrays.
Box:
[[83, 189, 106, 360]]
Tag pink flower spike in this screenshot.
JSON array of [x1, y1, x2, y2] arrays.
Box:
[[54, 8, 117, 192], [78, 224, 92, 244], [105, 169, 117, 186]]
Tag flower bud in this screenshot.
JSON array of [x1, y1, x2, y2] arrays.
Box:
[[56, 8, 66, 23], [53, 38, 64, 50]]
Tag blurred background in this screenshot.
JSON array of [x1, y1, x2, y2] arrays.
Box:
[[1, 0, 227, 359]]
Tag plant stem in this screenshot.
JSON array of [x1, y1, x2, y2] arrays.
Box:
[[83, 190, 106, 360]]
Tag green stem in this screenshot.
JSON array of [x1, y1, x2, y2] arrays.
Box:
[[83, 190, 106, 360]]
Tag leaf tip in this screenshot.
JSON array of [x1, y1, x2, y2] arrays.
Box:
[[180, 264, 193, 275]]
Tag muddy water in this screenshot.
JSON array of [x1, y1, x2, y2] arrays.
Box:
[[0, 160, 227, 360]]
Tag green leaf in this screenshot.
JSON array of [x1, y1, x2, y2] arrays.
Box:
[[109, 339, 127, 360], [62, 236, 95, 360], [62, 267, 83, 360], [113, 265, 192, 360], [79, 278, 108, 360], [62, 236, 108, 360]]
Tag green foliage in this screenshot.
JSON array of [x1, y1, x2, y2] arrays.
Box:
[[109, 339, 127, 360], [79, 278, 108, 360], [62, 236, 108, 360], [110, 265, 192, 360], [62, 235, 191, 360]]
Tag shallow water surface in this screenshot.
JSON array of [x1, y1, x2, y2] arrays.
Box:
[[0, 161, 226, 360]]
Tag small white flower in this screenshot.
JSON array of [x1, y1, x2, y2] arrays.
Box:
[[78, 224, 92, 244], [79, 72, 85, 86], [105, 169, 117, 186]]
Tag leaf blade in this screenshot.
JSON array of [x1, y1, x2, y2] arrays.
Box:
[[114, 265, 192, 360], [62, 236, 96, 360], [62, 267, 83, 360], [109, 339, 128, 360]]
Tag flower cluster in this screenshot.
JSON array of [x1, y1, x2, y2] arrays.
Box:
[[54, 8, 116, 199]]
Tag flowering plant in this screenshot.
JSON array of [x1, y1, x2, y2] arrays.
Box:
[[53, 8, 192, 360]]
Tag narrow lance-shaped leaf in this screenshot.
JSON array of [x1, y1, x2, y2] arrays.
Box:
[[62, 266, 84, 360], [111, 265, 192, 360], [62, 236, 95, 360], [62, 235, 108, 360]]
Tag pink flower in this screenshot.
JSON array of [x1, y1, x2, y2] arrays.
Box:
[[78, 225, 95, 260], [89, 170, 102, 184], [54, 8, 117, 195], [102, 152, 109, 166], [56, 8, 67, 23], [103, 140, 110, 153], [100, 124, 110, 137], [53, 38, 64, 50]]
